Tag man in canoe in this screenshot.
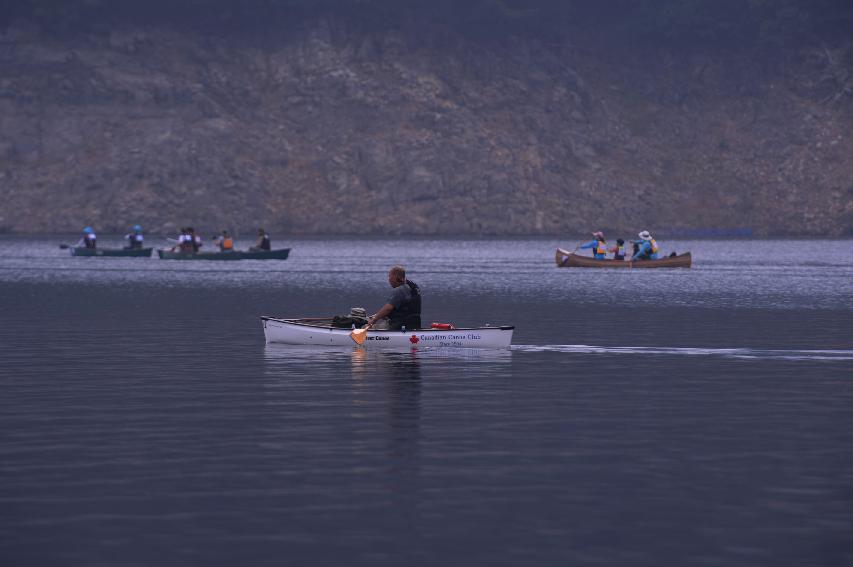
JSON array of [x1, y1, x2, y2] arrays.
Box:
[[188, 227, 202, 252], [76, 226, 97, 249], [366, 265, 422, 331], [250, 228, 271, 252], [170, 227, 197, 253], [578, 231, 608, 259], [124, 225, 144, 249], [632, 230, 660, 260], [170, 227, 190, 253]]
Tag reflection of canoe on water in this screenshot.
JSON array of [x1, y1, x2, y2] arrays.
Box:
[[555, 248, 692, 268], [71, 247, 153, 257], [157, 248, 291, 260], [261, 317, 515, 349]]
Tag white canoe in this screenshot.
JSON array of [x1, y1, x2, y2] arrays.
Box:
[[261, 317, 515, 349]]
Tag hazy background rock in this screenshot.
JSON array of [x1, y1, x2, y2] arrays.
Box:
[[0, 7, 851, 237]]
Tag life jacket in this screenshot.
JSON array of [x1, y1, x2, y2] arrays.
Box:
[[221, 237, 234, 250], [649, 238, 659, 254], [127, 233, 143, 248], [179, 235, 194, 252], [614, 245, 625, 258], [594, 240, 607, 256], [259, 236, 271, 251], [388, 280, 422, 330], [85, 233, 97, 248]]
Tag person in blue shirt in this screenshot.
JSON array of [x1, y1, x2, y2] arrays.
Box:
[[579, 231, 608, 259], [632, 230, 660, 260]]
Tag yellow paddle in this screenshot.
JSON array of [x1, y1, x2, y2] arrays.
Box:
[[350, 327, 367, 345]]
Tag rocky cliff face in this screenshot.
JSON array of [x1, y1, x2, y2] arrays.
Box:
[[0, 18, 851, 236]]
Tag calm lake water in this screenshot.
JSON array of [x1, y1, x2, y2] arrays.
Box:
[[1, 236, 852, 566]]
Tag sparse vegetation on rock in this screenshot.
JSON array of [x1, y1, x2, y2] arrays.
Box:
[[0, 1, 851, 235]]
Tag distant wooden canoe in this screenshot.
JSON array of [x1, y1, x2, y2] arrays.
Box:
[[555, 248, 692, 268], [71, 247, 153, 257], [157, 248, 291, 260]]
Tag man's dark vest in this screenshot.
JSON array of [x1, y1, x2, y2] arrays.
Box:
[[389, 280, 422, 330]]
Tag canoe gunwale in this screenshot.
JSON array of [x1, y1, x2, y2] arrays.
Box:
[[261, 316, 515, 349], [157, 248, 291, 260], [70, 247, 153, 257], [260, 316, 515, 332], [555, 248, 692, 268]]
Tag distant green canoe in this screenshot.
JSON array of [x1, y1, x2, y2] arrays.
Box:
[[71, 247, 153, 257], [156, 248, 291, 261]]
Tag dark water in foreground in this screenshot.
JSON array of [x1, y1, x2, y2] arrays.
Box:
[[1, 236, 852, 566]]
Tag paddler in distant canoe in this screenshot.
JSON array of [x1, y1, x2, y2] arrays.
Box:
[[124, 225, 144, 249], [75, 226, 97, 249], [365, 265, 422, 331], [214, 230, 235, 252], [578, 231, 608, 259], [250, 228, 271, 252], [632, 230, 660, 260], [609, 238, 626, 260], [169, 227, 191, 253], [188, 227, 202, 252]]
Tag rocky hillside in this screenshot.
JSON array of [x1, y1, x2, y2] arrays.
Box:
[[0, 6, 851, 236]]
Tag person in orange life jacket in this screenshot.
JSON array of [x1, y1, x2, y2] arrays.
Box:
[[76, 226, 97, 249], [609, 238, 626, 260], [578, 231, 608, 259], [250, 228, 271, 252], [215, 230, 234, 252], [124, 225, 144, 249], [632, 230, 660, 260], [366, 265, 422, 331]]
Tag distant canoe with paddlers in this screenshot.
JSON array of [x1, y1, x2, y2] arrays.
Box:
[[157, 248, 291, 260], [69, 247, 153, 257], [555, 248, 692, 268]]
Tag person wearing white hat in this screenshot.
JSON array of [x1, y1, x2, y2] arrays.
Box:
[[632, 230, 660, 261], [578, 231, 608, 259]]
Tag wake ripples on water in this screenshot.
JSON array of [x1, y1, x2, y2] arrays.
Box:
[[513, 344, 853, 361]]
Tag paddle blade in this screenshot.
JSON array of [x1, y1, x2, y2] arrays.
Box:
[[350, 328, 367, 345], [59, 244, 70, 249]]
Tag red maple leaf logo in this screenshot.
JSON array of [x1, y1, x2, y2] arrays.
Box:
[[409, 335, 419, 344]]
